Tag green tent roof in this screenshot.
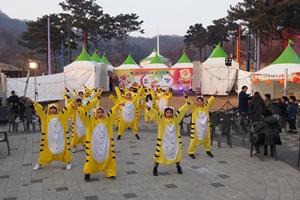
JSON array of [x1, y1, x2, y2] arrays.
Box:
[[91, 51, 103, 63], [272, 45, 300, 64], [176, 52, 191, 63], [209, 43, 227, 58], [74, 49, 93, 61], [101, 53, 112, 65], [149, 54, 164, 64], [122, 54, 137, 65]]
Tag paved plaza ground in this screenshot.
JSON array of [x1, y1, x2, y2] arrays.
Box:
[[1, 107, 300, 200]]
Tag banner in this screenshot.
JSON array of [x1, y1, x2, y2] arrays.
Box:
[[114, 68, 193, 91]]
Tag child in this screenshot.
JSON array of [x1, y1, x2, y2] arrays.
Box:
[[115, 86, 143, 140], [70, 96, 101, 153], [27, 98, 75, 171], [147, 94, 189, 176], [286, 95, 298, 134], [74, 103, 119, 182], [185, 91, 218, 159]]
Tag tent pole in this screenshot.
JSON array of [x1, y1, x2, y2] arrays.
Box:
[[283, 68, 288, 96], [157, 30, 160, 55]]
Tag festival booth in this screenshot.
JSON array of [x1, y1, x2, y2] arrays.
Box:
[[64, 49, 103, 92], [114, 54, 141, 88], [100, 53, 115, 75], [169, 52, 193, 91], [253, 44, 300, 99], [140, 48, 172, 67], [201, 44, 239, 95]]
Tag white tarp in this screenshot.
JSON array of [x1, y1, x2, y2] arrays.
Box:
[[201, 58, 239, 95], [236, 69, 253, 94], [116, 64, 141, 69], [64, 61, 101, 92], [171, 63, 193, 69], [6, 73, 65, 102]]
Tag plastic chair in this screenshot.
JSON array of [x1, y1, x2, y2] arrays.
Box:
[[0, 106, 9, 125], [179, 113, 192, 135], [0, 132, 10, 156], [210, 111, 222, 145], [7, 109, 26, 132], [250, 127, 278, 161], [23, 108, 40, 131], [213, 119, 236, 148]]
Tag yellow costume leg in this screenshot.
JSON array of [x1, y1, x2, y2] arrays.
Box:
[[131, 119, 139, 135], [104, 158, 117, 177], [144, 108, 149, 122], [203, 134, 211, 151]]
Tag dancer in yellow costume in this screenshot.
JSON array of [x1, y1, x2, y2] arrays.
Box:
[[144, 88, 155, 122], [157, 89, 172, 114], [185, 90, 218, 159], [147, 95, 189, 176], [27, 98, 75, 171], [115, 86, 143, 140], [74, 103, 119, 182], [70, 96, 101, 153]]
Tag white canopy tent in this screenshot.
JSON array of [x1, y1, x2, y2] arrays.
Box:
[[143, 54, 170, 69], [201, 44, 239, 95], [116, 54, 141, 69], [64, 49, 102, 92], [253, 45, 300, 98], [140, 48, 171, 67]]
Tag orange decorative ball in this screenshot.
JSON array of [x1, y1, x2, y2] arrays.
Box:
[[266, 79, 272, 85], [253, 78, 259, 83], [293, 77, 299, 83], [279, 79, 284, 85]]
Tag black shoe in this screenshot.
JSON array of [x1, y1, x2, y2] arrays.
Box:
[[177, 166, 182, 174], [128, 127, 131, 130], [206, 151, 214, 158], [84, 174, 90, 182], [292, 130, 298, 134], [189, 154, 195, 159], [253, 152, 259, 156], [136, 134, 140, 140], [153, 167, 158, 176], [109, 176, 115, 180], [117, 135, 121, 140], [116, 127, 118, 130]]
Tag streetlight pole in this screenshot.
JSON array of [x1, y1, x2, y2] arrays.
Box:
[[67, 16, 71, 64]]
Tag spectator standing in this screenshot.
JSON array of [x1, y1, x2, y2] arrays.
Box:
[[114, 75, 119, 87], [249, 92, 266, 123], [281, 96, 289, 131], [109, 76, 114, 92], [274, 98, 287, 131], [264, 93, 274, 114], [238, 86, 251, 114], [286, 96, 298, 134], [8, 91, 20, 112]]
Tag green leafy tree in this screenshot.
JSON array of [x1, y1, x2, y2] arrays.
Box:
[[59, 0, 114, 52], [227, 0, 300, 49], [184, 23, 209, 61], [17, 14, 78, 73], [114, 13, 144, 63]]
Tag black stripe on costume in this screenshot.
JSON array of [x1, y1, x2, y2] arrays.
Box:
[[178, 136, 181, 138], [111, 138, 114, 141], [67, 143, 70, 145], [156, 148, 160, 152], [61, 110, 64, 115], [157, 138, 162, 141], [86, 160, 89, 162], [191, 128, 195, 130], [191, 123, 195, 125], [64, 107, 68, 111], [176, 110, 180, 115], [86, 153, 89, 156], [111, 144, 114, 147], [68, 148, 70, 150], [42, 133, 45, 135], [41, 139, 45, 141], [40, 149, 43, 151], [67, 137, 69, 139], [86, 141, 90, 143], [40, 144, 44, 146], [190, 136, 194, 139], [86, 147, 89, 150], [85, 112, 87, 116], [112, 150, 115, 153], [154, 154, 159, 157], [156, 144, 161, 147], [112, 157, 116, 159]]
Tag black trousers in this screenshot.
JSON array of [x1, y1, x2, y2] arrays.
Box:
[[254, 134, 268, 155]]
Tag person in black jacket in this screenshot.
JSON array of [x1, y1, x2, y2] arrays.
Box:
[[253, 109, 281, 158], [274, 97, 287, 131], [238, 86, 252, 114], [249, 92, 266, 123], [286, 96, 298, 134]]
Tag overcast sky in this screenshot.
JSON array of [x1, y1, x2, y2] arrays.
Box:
[[0, 0, 241, 37]]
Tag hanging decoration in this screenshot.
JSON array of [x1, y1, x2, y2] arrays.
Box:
[[279, 79, 284, 85], [292, 77, 299, 83], [266, 79, 272, 85], [253, 78, 259, 83]]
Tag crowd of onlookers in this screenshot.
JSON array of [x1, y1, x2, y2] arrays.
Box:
[[238, 85, 299, 157]]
